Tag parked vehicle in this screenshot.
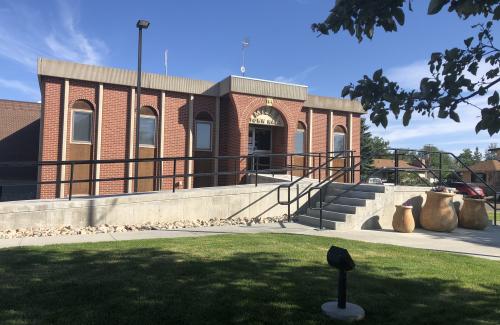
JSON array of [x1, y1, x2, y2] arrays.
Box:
[[447, 181, 485, 198], [367, 177, 383, 184]]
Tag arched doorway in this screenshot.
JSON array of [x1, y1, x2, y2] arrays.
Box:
[[248, 106, 286, 172], [69, 99, 94, 195], [193, 111, 214, 188], [332, 125, 347, 182], [137, 106, 158, 192], [292, 122, 307, 177]]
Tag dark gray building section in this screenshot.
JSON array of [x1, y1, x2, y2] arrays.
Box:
[[0, 99, 41, 200]]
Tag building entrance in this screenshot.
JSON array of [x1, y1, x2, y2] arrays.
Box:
[[248, 126, 272, 171]]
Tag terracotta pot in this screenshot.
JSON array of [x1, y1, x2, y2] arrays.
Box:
[[459, 197, 489, 230], [392, 205, 415, 233], [420, 191, 458, 232]]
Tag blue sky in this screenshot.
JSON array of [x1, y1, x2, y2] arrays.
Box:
[[0, 0, 497, 154]]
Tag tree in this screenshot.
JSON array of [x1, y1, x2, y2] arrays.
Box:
[[360, 118, 390, 178], [458, 148, 475, 166], [473, 146, 483, 162], [312, 0, 500, 135], [484, 142, 498, 159]]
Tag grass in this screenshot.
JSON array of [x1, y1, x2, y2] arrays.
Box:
[[0, 234, 499, 325]]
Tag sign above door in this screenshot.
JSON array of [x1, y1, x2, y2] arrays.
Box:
[[249, 106, 284, 127]]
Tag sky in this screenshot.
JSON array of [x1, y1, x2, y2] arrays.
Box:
[[0, 0, 498, 154]]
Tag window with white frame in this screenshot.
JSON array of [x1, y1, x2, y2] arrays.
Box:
[[72, 110, 93, 143], [195, 120, 212, 151]]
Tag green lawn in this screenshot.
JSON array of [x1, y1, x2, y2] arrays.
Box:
[[0, 234, 499, 325]]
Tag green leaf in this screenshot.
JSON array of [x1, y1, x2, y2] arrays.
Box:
[[341, 85, 351, 98], [402, 109, 412, 126], [438, 108, 448, 118], [394, 8, 405, 25], [373, 69, 383, 81], [428, 0, 449, 15], [464, 37, 473, 47], [488, 91, 499, 106], [449, 110, 460, 122]]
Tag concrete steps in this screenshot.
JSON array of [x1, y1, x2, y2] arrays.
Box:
[[295, 182, 385, 230]]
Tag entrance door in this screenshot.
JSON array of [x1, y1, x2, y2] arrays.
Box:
[[248, 126, 272, 171], [332, 126, 347, 182]]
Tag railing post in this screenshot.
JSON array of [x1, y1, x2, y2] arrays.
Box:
[[494, 195, 497, 226], [319, 187, 323, 230], [290, 155, 293, 181], [172, 159, 177, 193], [158, 159, 162, 191], [69, 162, 74, 201], [295, 183, 300, 216], [287, 187, 291, 222], [395, 149, 399, 185], [439, 152, 443, 185], [318, 153, 322, 183], [255, 155, 258, 186], [351, 151, 355, 183], [234, 158, 237, 185]]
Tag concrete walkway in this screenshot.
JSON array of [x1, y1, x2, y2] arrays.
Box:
[[1, 223, 499, 261]]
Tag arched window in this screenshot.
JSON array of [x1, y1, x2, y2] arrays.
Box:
[[295, 122, 306, 154], [333, 125, 347, 152], [139, 106, 157, 146], [71, 100, 94, 143], [195, 112, 213, 151]]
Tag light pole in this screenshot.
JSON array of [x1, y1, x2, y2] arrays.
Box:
[[134, 19, 150, 192]]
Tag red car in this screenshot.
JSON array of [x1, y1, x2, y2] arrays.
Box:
[[448, 182, 485, 198]]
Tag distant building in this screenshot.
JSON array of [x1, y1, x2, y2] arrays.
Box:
[[0, 99, 41, 200], [461, 159, 500, 193], [372, 158, 430, 182]]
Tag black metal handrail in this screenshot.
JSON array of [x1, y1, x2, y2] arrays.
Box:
[[0, 151, 345, 201], [276, 150, 354, 221]]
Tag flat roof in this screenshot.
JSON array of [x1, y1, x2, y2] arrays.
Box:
[[37, 58, 364, 114]]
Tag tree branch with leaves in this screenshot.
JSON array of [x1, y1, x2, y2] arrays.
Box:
[[313, 0, 500, 135]]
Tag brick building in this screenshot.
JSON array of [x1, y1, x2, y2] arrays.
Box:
[[37, 58, 363, 199], [0, 99, 41, 200]]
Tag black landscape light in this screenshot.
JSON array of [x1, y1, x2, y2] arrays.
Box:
[[134, 19, 150, 192], [321, 245, 365, 321]]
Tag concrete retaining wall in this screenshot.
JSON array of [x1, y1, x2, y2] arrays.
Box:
[[0, 181, 314, 230]]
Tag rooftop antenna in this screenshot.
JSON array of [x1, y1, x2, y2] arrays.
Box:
[[164, 49, 168, 76], [241, 37, 249, 76]]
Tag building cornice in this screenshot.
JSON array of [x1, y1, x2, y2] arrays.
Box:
[[37, 58, 364, 114]]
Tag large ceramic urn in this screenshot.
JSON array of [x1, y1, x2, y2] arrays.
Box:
[[459, 197, 489, 230], [420, 191, 458, 232], [392, 205, 415, 233]]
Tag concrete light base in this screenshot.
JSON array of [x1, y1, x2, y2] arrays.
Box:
[[321, 301, 365, 322]]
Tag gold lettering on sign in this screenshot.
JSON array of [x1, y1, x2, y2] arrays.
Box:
[[266, 98, 273, 106], [249, 106, 284, 127]]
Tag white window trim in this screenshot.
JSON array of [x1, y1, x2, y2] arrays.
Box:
[[139, 114, 157, 148], [70, 109, 93, 145], [195, 120, 213, 151]]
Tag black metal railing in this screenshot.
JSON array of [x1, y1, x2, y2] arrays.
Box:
[[0, 151, 347, 201], [279, 148, 498, 227]]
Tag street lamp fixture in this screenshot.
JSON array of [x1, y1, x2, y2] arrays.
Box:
[[134, 19, 150, 192]]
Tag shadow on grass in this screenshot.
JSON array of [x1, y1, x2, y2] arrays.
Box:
[[0, 235, 498, 325]]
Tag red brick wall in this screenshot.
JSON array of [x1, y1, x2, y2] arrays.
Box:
[[39, 77, 63, 199], [99, 84, 130, 195], [162, 92, 189, 190], [38, 77, 362, 198]]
